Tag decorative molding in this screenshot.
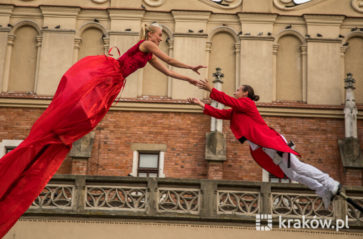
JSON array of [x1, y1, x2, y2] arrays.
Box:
[[347, 196, 363, 220], [158, 188, 200, 214], [0, 4, 14, 15], [108, 31, 139, 36], [272, 43, 279, 55], [131, 143, 167, 152], [273, 0, 329, 11], [143, 0, 166, 7], [239, 35, 275, 41], [352, 0, 363, 13], [275, 29, 305, 44], [77, 22, 108, 38], [21, 175, 363, 231], [31, 185, 74, 209], [300, 45, 307, 54], [0, 97, 357, 118], [272, 192, 334, 217], [0, 28, 11, 32], [238, 13, 278, 24], [74, 37, 81, 50], [306, 38, 342, 43], [346, 31, 363, 41], [16, 216, 363, 235], [86, 186, 148, 211], [41, 29, 76, 33], [173, 33, 208, 38], [217, 190, 260, 215], [40, 6, 81, 17], [234, 42, 241, 53], [303, 15, 346, 26], [9, 20, 41, 35], [208, 26, 239, 42], [7, 34, 15, 46], [171, 10, 211, 21], [198, 0, 242, 9], [108, 9, 145, 20], [206, 41, 212, 53], [92, 0, 109, 3], [35, 36, 42, 48]]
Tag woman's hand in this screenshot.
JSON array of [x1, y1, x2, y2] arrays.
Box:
[[191, 65, 207, 75], [187, 97, 205, 108], [196, 79, 213, 92], [188, 78, 199, 86]]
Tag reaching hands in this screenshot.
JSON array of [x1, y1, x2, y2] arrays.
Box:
[[187, 97, 205, 108], [191, 65, 207, 75], [188, 78, 199, 86], [196, 79, 213, 92]]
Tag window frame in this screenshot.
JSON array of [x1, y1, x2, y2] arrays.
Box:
[[137, 152, 160, 177], [0, 139, 22, 157]]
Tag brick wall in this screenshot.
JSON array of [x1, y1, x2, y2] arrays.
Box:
[[1, 107, 362, 186]]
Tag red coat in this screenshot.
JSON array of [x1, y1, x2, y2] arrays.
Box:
[[203, 88, 300, 178]]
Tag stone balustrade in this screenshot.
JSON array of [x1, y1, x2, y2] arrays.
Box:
[[27, 175, 363, 230]]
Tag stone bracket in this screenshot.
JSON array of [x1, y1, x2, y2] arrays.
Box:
[[338, 137, 363, 168]]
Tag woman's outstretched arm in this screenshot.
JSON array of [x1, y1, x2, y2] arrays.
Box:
[[141, 41, 206, 75], [149, 56, 199, 85]]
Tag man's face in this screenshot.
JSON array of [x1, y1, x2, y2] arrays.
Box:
[[233, 86, 248, 99]]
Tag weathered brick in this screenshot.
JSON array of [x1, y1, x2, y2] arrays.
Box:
[[0, 107, 362, 186]]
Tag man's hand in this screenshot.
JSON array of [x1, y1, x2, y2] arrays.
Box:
[[188, 78, 200, 86], [196, 79, 213, 92], [187, 97, 205, 108]]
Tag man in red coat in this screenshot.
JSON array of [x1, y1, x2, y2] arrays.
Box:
[[188, 79, 340, 209]]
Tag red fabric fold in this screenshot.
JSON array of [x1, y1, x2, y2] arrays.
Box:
[[0, 55, 124, 238]]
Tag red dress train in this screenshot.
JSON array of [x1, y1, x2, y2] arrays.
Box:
[[0, 40, 152, 238]]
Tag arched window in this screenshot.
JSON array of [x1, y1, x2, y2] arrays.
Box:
[[345, 37, 363, 104], [9, 26, 38, 92], [142, 32, 169, 97], [208, 32, 236, 95], [78, 27, 104, 60], [276, 35, 302, 101]]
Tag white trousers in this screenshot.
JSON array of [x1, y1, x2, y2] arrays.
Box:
[[248, 140, 338, 197]]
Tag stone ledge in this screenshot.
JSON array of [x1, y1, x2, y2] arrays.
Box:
[[0, 97, 355, 118], [24, 175, 363, 231]]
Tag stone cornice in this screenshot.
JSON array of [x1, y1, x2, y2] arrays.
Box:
[[12, 6, 41, 18], [238, 13, 278, 24], [173, 33, 208, 38], [40, 6, 80, 17], [171, 10, 211, 21], [108, 9, 145, 20], [306, 38, 342, 43], [0, 4, 14, 14], [239, 35, 274, 41], [0, 27, 11, 32], [303, 14, 346, 25], [41, 29, 76, 33], [0, 97, 360, 119], [108, 31, 139, 36]]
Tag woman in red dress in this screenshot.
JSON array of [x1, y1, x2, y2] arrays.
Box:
[[0, 22, 205, 237]]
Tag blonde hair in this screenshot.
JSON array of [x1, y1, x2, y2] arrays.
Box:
[[140, 22, 163, 40]]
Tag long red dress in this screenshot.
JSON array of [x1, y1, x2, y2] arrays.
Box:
[[0, 40, 152, 238]]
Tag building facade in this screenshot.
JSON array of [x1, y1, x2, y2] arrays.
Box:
[[1, 0, 363, 238]]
